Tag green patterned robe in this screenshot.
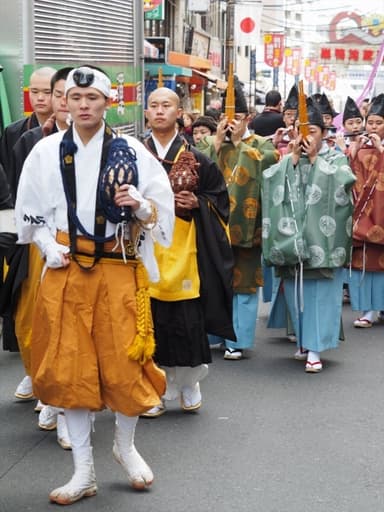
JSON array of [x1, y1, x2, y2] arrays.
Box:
[[262, 144, 356, 277], [198, 134, 278, 293]]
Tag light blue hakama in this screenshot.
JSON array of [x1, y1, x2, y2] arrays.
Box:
[[208, 291, 259, 350], [262, 262, 273, 303], [267, 273, 287, 329], [347, 270, 384, 312], [282, 268, 344, 353]]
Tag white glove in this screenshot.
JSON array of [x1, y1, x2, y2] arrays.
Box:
[[31, 227, 70, 268], [44, 241, 70, 268], [128, 184, 152, 221]]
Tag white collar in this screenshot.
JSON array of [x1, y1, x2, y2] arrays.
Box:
[[151, 130, 178, 159], [72, 121, 105, 148]]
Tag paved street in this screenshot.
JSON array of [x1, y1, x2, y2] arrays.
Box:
[[1, 300, 384, 512]]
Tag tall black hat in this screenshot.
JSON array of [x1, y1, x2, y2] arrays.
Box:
[[222, 76, 248, 114], [317, 93, 337, 117], [306, 96, 325, 129], [283, 85, 298, 112], [343, 96, 363, 123], [367, 93, 384, 118]]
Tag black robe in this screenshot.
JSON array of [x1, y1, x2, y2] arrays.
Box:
[[146, 135, 236, 367], [0, 113, 40, 200], [0, 162, 17, 351], [0, 124, 44, 352]]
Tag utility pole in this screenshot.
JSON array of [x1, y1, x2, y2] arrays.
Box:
[[225, 0, 235, 75]]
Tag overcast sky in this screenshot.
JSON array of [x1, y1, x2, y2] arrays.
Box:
[[301, 0, 384, 14]]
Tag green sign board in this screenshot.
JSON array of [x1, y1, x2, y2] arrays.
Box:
[[144, 1, 164, 21]]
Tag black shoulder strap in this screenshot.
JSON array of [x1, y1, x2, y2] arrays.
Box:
[[60, 124, 114, 270]]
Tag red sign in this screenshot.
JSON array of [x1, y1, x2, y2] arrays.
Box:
[[264, 33, 285, 68], [320, 46, 378, 63]]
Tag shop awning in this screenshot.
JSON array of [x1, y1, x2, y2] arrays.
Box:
[[192, 69, 227, 90], [168, 51, 211, 71], [144, 40, 159, 59], [145, 63, 192, 78]]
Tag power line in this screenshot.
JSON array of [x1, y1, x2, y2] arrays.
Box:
[[260, 12, 384, 35]]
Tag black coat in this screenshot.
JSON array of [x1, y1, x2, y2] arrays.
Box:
[[0, 113, 40, 199], [0, 121, 43, 351], [249, 109, 285, 137]]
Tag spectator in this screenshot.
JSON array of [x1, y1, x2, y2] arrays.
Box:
[[191, 115, 217, 145], [249, 89, 285, 136]]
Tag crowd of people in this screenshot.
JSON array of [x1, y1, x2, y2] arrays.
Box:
[[1, 64, 383, 505]]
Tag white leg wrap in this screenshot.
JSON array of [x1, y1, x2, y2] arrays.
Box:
[[113, 413, 153, 490], [64, 408, 92, 449], [49, 409, 97, 505], [174, 364, 208, 390]]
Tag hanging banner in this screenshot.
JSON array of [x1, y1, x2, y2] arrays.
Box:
[[303, 58, 311, 81], [327, 71, 336, 91], [264, 33, 285, 68], [291, 47, 302, 76], [316, 64, 324, 86], [144, 0, 165, 21], [322, 65, 330, 88], [284, 47, 301, 76], [234, 1, 263, 47], [284, 48, 293, 75], [309, 58, 318, 82]]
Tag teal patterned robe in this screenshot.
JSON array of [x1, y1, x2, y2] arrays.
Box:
[[262, 144, 356, 276]]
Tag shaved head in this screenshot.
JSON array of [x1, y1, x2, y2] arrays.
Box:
[[28, 66, 56, 122], [145, 87, 183, 139], [147, 87, 180, 107], [29, 66, 57, 84]]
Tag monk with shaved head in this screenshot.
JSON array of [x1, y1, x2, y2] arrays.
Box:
[[142, 87, 235, 417]]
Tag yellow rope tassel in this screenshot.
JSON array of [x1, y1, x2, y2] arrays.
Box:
[[127, 262, 156, 364]]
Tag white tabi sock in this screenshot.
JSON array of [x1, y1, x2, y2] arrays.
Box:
[[307, 350, 321, 364], [361, 311, 375, 323]]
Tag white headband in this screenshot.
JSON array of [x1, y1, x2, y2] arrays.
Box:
[[65, 66, 111, 97]]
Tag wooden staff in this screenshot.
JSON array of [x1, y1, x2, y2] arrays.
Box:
[[298, 80, 309, 139], [225, 62, 235, 122], [157, 67, 163, 88]]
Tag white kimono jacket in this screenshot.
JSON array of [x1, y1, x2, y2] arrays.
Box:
[[15, 123, 175, 282]]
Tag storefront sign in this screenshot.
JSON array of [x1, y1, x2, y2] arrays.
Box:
[[144, 0, 165, 21], [320, 45, 377, 63], [191, 29, 210, 59]]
